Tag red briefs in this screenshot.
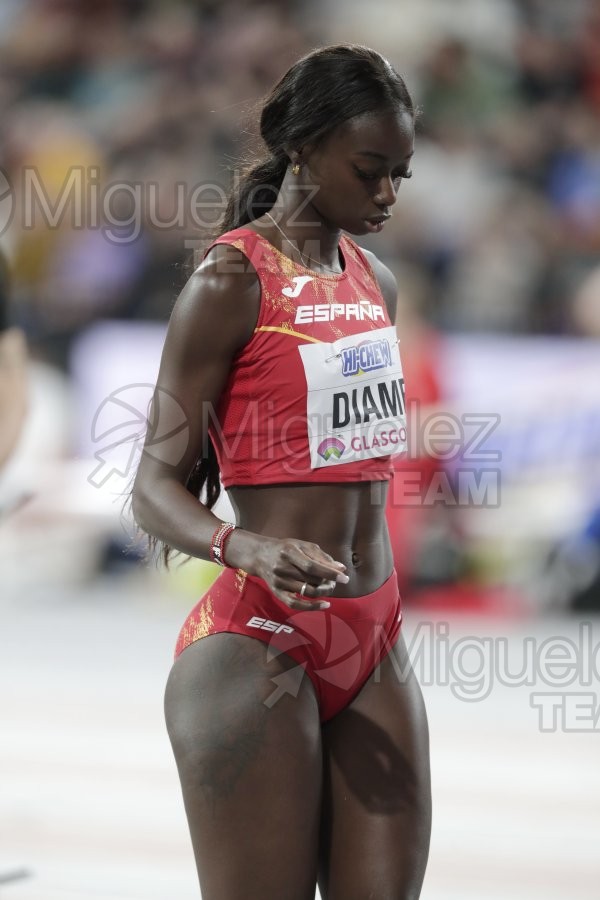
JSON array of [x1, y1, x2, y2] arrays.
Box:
[[175, 567, 403, 723]]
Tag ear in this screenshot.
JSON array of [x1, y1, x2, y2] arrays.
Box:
[[283, 141, 317, 165], [283, 145, 303, 167]]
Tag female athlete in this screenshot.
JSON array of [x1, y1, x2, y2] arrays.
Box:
[[132, 44, 431, 900]]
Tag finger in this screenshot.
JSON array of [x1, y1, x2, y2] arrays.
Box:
[[298, 542, 346, 568], [276, 576, 337, 610], [298, 544, 350, 580], [269, 573, 335, 609], [271, 587, 331, 611], [272, 562, 331, 590], [300, 579, 337, 597], [282, 544, 349, 583]]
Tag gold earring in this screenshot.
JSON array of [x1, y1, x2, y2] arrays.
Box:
[[292, 162, 300, 175]]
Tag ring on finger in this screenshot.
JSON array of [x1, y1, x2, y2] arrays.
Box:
[[300, 582, 309, 597]]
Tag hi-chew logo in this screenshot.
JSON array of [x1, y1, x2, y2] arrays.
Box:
[[341, 338, 392, 377], [318, 437, 346, 461]]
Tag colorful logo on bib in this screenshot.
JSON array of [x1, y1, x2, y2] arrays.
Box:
[[317, 437, 346, 461], [341, 338, 392, 377]]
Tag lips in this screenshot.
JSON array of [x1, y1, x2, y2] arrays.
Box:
[[364, 214, 391, 233], [365, 214, 391, 225]]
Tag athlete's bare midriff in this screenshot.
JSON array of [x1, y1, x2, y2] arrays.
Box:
[[228, 480, 394, 596]]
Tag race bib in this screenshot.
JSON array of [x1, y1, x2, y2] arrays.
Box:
[[298, 326, 408, 469]]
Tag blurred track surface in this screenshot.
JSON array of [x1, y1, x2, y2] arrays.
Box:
[[2, 578, 599, 900]]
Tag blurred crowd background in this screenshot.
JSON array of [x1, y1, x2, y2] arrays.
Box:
[[1, 0, 600, 613], [2, 5, 600, 899]]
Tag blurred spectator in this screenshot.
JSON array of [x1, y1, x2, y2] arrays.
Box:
[[418, 37, 516, 139], [0, 249, 28, 472], [579, 0, 600, 111], [542, 505, 600, 612], [385, 263, 466, 597], [571, 265, 600, 337], [0, 242, 73, 520]]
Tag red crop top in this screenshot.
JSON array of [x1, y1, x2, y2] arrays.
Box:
[[204, 227, 407, 487]]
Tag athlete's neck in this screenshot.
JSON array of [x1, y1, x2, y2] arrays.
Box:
[[259, 175, 343, 273]]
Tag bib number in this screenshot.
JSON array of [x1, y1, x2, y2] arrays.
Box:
[[298, 326, 408, 469]]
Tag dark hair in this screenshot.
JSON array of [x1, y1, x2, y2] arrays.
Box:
[[221, 43, 414, 236], [139, 44, 414, 568]]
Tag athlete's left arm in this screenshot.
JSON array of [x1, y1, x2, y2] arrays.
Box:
[[361, 249, 397, 324]]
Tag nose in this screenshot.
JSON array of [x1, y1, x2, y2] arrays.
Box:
[[373, 175, 398, 208]]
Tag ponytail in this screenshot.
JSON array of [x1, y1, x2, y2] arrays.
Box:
[[221, 154, 288, 232]]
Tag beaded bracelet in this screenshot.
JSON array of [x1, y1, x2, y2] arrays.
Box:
[[209, 522, 236, 567]]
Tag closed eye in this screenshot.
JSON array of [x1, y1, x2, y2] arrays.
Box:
[[354, 167, 379, 181], [354, 166, 413, 182]]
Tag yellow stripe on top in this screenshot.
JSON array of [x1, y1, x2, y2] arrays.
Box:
[[254, 325, 324, 344]]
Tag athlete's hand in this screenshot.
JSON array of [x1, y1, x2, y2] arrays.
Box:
[[253, 538, 349, 610]]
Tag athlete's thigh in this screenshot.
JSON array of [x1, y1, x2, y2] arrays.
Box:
[[165, 632, 322, 900], [318, 631, 432, 900]]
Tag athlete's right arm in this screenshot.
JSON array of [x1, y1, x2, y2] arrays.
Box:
[[131, 244, 347, 609]]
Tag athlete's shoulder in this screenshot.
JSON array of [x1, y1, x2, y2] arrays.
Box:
[[206, 225, 267, 256], [195, 240, 260, 298], [166, 242, 260, 353]]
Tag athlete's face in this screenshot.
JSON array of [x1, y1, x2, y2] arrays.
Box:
[[301, 108, 415, 235]]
